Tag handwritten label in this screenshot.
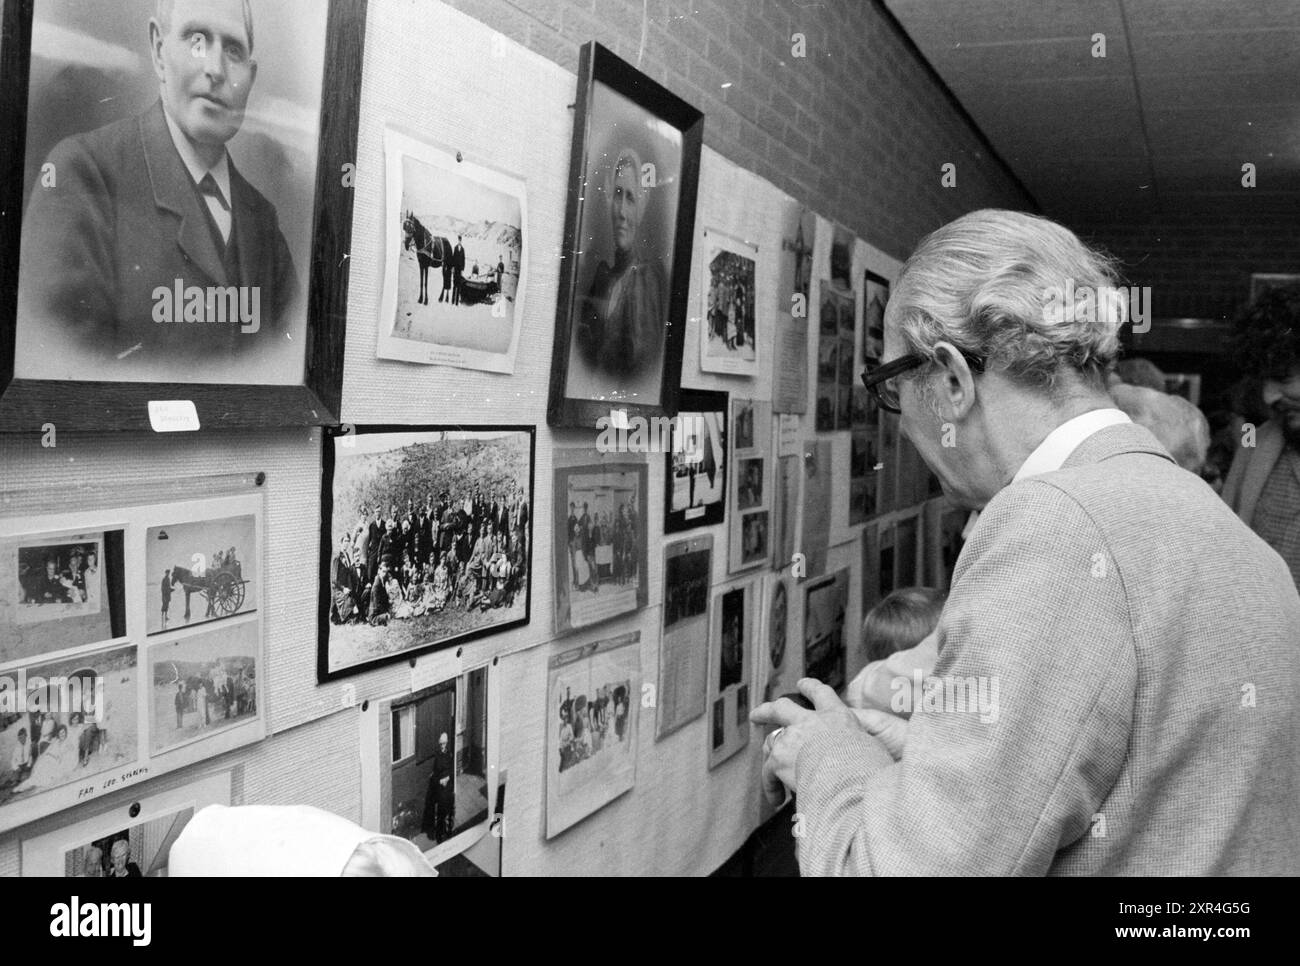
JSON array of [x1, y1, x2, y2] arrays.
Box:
[[148, 400, 200, 432], [778, 414, 800, 457]]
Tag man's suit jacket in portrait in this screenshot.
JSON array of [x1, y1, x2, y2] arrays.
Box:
[[17, 101, 299, 369], [795, 422, 1300, 875]]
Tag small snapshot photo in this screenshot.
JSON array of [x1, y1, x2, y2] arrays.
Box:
[[388, 667, 490, 852], [862, 270, 890, 364], [14, 538, 102, 620], [830, 224, 854, 292], [555, 461, 649, 634], [718, 587, 745, 690], [741, 511, 769, 565], [700, 231, 758, 375], [0, 645, 138, 813], [737, 459, 765, 510], [63, 805, 196, 878], [149, 622, 259, 754], [323, 426, 534, 678], [736, 684, 749, 727], [663, 546, 710, 631], [380, 131, 526, 372], [711, 698, 725, 750], [666, 390, 727, 532], [733, 398, 755, 451], [146, 515, 258, 635]]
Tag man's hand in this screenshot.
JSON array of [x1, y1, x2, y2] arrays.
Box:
[[749, 678, 866, 806]]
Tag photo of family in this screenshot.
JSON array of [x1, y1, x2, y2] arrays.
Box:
[[554, 461, 649, 634], [387, 667, 489, 852], [322, 426, 535, 679], [708, 582, 753, 768], [546, 631, 639, 838], [379, 131, 526, 372], [63, 806, 196, 878], [0, 645, 138, 819], [149, 622, 259, 754], [666, 389, 727, 533], [14, 539, 102, 617], [737, 459, 765, 510], [700, 232, 758, 375], [741, 512, 770, 566], [147, 515, 258, 635]]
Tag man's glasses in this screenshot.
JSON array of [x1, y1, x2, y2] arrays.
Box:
[[861, 350, 986, 414]]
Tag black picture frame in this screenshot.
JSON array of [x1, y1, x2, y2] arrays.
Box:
[[0, 0, 367, 431], [546, 41, 704, 429], [664, 388, 727, 533], [318, 424, 536, 682]]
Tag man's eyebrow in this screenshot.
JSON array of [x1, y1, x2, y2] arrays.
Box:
[[175, 18, 248, 48]]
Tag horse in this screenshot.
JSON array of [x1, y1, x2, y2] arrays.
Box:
[[167, 566, 215, 620], [403, 212, 435, 305]]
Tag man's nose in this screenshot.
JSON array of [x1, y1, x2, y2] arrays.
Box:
[[201, 43, 227, 81]]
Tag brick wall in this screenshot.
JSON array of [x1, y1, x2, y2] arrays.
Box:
[[1075, 205, 1300, 323], [443, 0, 1034, 261]]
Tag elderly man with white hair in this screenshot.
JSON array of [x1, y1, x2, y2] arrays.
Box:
[[753, 209, 1300, 876]]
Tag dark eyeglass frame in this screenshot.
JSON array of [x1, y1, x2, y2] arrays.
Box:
[[861, 349, 986, 414]]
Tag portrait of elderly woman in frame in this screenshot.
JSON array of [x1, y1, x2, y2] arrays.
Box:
[[548, 42, 703, 428]]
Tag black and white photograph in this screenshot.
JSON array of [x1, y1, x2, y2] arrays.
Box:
[[554, 459, 649, 634], [763, 577, 797, 704], [320, 426, 535, 680], [707, 580, 753, 768], [803, 569, 847, 692], [386, 667, 489, 853], [729, 398, 772, 573], [63, 806, 195, 878], [817, 285, 856, 432], [700, 229, 759, 376], [927, 496, 969, 593], [657, 535, 711, 740], [379, 130, 527, 372], [149, 622, 259, 754], [733, 398, 755, 451], [548, 42, 702, 427], [773, 455, 800, 573], [830, 224, 854, 292], [3, 530, 125, 665], [737, 458, 765, 510], [736, 684, 749, 727], [665, 389, 727, 533], [147, 515, 258, 635], [779, 201, 814, 310], [861, 270, 890, 364], [546, 632, 639, 838], [8, 0, 358, 388], [0, 645, 138, 827], [741, 511, 769, 566], [850, 431, 879, 526]]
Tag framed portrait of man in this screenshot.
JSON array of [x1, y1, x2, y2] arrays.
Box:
[[546, 42, 703, 429], [0, 0, 367, 430]]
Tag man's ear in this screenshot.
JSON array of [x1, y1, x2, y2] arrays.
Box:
[[931, 341, 978, 420], [148, 19, 167, 83]]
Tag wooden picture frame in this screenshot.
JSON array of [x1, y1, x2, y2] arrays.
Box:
[[318, 424, 536, 682], [546, 41, 704, 429], [0, 0, 367, 431]]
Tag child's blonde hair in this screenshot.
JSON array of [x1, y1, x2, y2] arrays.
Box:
[[862, 587, 945, 663]]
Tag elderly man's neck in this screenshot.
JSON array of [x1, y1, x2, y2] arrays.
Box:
[[984, 376, 1116, 479]]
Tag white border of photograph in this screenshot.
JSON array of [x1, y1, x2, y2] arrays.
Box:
[[359, 653, 501, 869], [698, 228, 760, 377], [728, 398, 773, 574], [20, 770, 231, 876], [378, 128, 529, 373]]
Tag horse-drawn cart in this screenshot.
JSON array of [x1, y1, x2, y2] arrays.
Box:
[[171, 560, 247, 619]]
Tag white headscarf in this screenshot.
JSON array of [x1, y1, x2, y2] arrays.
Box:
[[169, 804, 435, 877]]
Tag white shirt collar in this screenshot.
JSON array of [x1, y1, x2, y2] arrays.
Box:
[[1012, 408, 1131, 483], [161, 103, 231, 204]]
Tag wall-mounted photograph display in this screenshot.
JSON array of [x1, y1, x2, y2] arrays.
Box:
[[803, 569, 848, 691], [664, 389, 727, 534], [817, 284, 857, 432], [146, 515, 258, 635], [877, 413, 900, 514], [926, 496, 969, 592], [699, 228, 759, 377], [861, 522, 882, 614], [0, 644, 139, 830], [861, 270, 890, 364], [547, 42, 703, 428], [707, 580, 754, 768], [2, 529, 126, 666], [0, 0, 368, 429], [363, 662, 497, 868], [773, 454, 800, 572], [729, 398, 772, 573], [378, 130, 527, 373], [148, 622, 259, 755], [19, 769, 231, 877], [850, 431, 878, 526], [772, 201, 813, 414], [657, 535, 712, 740], [319, 425, 535, 681], [801, 439, 832, 580], [546, 631, 640, 838], [830, 224, 854, 292], [761, 576, 801, 704], [554, 457, 648, 635]]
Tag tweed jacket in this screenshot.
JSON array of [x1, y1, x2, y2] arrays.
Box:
[[1222, 419, 1286, 528], [795, 422, 1300, 875]]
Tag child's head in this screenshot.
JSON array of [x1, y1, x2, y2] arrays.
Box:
[[862, 587, 945, 663]]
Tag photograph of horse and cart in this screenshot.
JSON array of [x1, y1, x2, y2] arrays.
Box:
[[146, 516, 259, 636], [379, 133, 527, 373]]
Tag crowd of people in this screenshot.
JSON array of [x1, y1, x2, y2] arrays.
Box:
[[565, 501, 639, 594], [557, 683, 630, 772], [707, 265, 754, 352], [19, 546, 98, 606], [331, 487, 530, 626], [3, 707, 104, 796]]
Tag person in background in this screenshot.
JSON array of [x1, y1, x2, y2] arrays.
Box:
[[9, 728, 32, 784], [845, 587, 947, 717], [1109, 383, 1211, 477], [108, 838, 141, 878], [1113, 356, 1166, 392], [80, 846, 104, 878], [1223, 285, 1300, 591]]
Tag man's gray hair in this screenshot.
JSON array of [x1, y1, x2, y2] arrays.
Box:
[[886, 209, 1123, 392], [156, 0, 255, 54]]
